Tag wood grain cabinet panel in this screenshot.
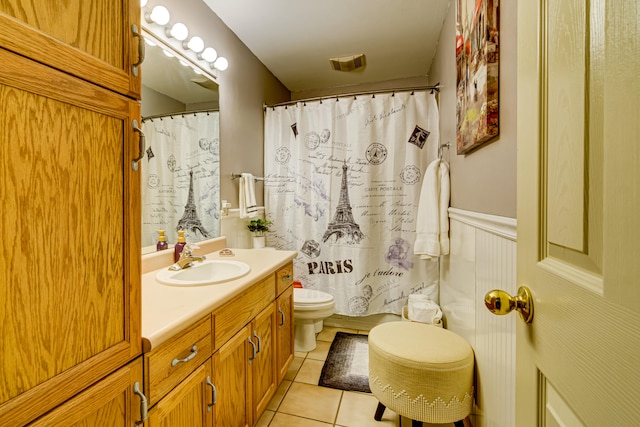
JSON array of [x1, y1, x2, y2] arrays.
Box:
[[144, 315, 212, 405], [0, 44, 141, 425], [276, 263, 294, 296], [250, 303, 277, 422], [214, 275, 275, 350], [148, 360, 214, 427], [0, 0, 141, 98], [27, 358, 144, 427], [214, 325, 252, 427], [276, 285, 294, 383]]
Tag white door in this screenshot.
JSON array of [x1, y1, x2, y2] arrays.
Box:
[[515, 0, 640, 426]]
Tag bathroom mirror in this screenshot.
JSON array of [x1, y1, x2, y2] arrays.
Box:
[[140, 29, 220, 254]]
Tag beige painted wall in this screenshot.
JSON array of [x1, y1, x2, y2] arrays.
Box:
[[156, 0, 291, 208], [429, 2, 517, 218]]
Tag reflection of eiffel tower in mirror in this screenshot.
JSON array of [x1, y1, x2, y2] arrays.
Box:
[[177, 170, 210, 238], [322, 161, 364, 244]]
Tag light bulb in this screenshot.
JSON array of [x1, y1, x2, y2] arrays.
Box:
[[186, 36, 204, 53], [167, 22, 189, 41], [140, 0, 148, 7], [144, 37, 156, 47], [200, 47, 217, 63], [162, 49, 174, 58], [148, 5, 170, 25], [192, 67, 203, 75], [213, 57, 229, 71], [179, 59, 190, 67]]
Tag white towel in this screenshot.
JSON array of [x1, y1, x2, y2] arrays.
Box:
[[239, 173, 258, 218], [414, 159, 450, 259]]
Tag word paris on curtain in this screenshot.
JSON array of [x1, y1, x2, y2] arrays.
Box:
[[264, 91, 440, 316], [141, 112, 220, 248]]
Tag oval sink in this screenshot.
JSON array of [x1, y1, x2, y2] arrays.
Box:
[[156, 260, 251, 287]]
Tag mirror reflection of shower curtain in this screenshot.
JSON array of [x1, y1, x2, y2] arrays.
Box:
[[141, 112, 220, 247], [264, 91, 440, 316]]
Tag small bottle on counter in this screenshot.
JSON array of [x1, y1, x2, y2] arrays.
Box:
[[156, 230, 169, 251], [174, 230, 187, 262]]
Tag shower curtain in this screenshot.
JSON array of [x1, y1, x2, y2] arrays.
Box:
[[141, 112, 220, 247], [264, 91, 440, 316]]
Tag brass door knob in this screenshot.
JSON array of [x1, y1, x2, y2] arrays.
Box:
[[484, 286, 534, 323]]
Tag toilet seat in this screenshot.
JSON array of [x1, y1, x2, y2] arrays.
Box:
[[294, 288, 334, 305]]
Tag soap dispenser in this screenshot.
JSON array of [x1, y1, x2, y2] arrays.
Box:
[[156, 230, 169, 251], [174, 230, 187, 262]]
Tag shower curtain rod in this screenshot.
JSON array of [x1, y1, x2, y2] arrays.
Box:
[[142, 108, 219, 122], [263, 83, 441, 109]]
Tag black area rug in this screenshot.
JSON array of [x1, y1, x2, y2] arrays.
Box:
[[318, 332, 371, 393]]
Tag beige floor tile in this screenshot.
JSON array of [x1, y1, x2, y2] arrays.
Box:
[[255, 409, 275, 427], [294, 350, 308, 358], [269, 412, 333, 427], [335, 391, 399, 427], [278, 382, 342, 423], [294, 358, 325, 385], [284, 356, 305, 381], [267, 380, 292, 411], [307, 340, 332, 361], [317, 326, 358, 342]]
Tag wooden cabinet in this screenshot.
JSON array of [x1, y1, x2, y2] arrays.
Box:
[[148, 360, 215, 427], [276, 285, 295, 383], [0, 2, 142, 425], [143, 262, 295, 427], [249, 303, 277, 422], [214, 325, 252, 427], [0, 0, 141, 98], [28, 358, 144, 427]]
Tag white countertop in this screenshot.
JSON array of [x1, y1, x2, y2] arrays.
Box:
[[142, 245, 297, 350]]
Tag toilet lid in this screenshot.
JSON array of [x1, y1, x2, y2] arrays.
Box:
[[294, 288, 334, 304]]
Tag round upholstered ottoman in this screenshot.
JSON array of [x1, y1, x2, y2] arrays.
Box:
[[368, 321, 474, 425]]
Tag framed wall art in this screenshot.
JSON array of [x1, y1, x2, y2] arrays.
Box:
[[455, 0, 500, 154]]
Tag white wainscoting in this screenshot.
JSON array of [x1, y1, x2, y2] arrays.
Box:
[[442, 208, 517, 427]]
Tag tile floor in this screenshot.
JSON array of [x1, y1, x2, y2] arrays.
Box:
[[255, 326, 457, 427]]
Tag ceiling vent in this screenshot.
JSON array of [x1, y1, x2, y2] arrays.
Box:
[[329, 54, 366, 72]]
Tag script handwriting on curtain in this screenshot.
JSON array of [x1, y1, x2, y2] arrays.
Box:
[[264, 92, 440, 316], [141, 112, 220, 248]]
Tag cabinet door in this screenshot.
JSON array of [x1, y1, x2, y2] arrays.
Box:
[[28, 358, 143, 427], [0, 0, 141, 98], [276, 286, 294, 383], [148, 360, 214, 427], [0, 48, 141, 426], [251, 303, 277, 422], [214, 325, 251, 427]]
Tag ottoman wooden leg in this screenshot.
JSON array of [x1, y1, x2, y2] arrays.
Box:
[[374, 402, 386, 421]]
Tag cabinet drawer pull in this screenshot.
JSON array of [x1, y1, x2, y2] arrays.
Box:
[[131, 120, 146, 171], [278, 307, 286, 327], [206, 376, 217, 411], [248, 337, 257, 362], [280, 274, 292, 281], [171, 345, 198, 367], [253, 331, 262, 353], [131, 24, 146, 76], [133, 381, 148, 426]]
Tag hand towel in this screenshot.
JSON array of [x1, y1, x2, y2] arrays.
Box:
[[239, 173, 258, 218], [414, 159, 450, 259]]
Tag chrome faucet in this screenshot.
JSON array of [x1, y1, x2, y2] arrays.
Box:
[[169, 243, 207, 270]]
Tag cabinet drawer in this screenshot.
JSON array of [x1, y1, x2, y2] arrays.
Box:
[[276, 262, 294, 296], [214, 275, 275, 350], [144, 315, 212, 405]]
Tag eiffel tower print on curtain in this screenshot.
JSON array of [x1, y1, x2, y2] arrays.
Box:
[[322, 161, 365, 244], [177, 170, 210, 239]]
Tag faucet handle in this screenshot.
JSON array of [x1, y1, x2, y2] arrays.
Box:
[[181, 243, 199, 258]]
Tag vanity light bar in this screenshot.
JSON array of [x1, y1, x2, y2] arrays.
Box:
[[141, 3, 228, 72]]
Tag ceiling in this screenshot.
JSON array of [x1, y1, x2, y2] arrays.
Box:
[[203, 0, 451, 93]]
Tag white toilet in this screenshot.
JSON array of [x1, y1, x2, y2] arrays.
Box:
[[293, 288, 335, 352]]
